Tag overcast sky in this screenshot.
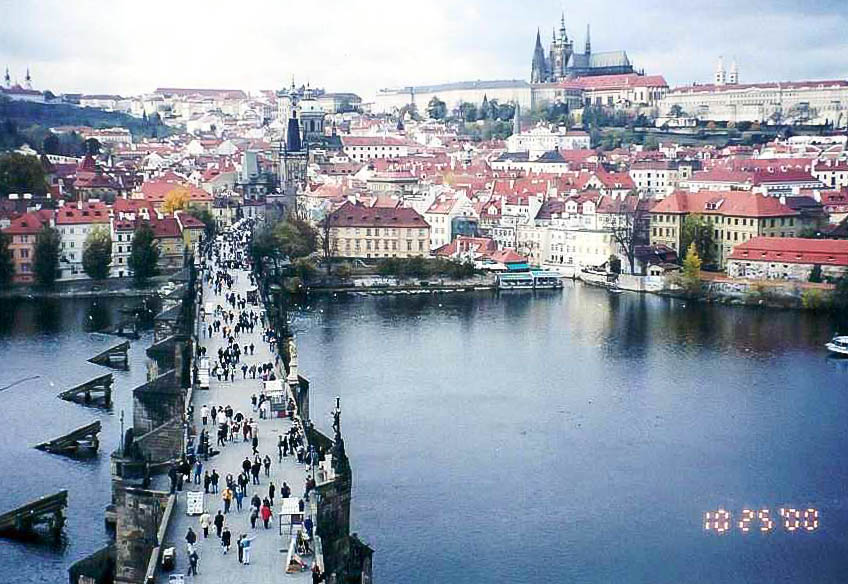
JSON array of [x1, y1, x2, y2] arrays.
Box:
[[1, 0, 847, 99]]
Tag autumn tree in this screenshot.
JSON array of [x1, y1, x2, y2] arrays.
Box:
[[33, 225, 61, 287], [128, 223, 160, 282], [680, 242, 702, 295], [319, 212, 339, 274], [680, 214, 716, 265], [163, 187, 191, 214], [82, 226, 112, 279]]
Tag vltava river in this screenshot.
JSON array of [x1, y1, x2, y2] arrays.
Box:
[[292, 283, 848, 583], [2, 285, 848, 583]]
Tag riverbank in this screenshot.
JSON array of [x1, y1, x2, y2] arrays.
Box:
[[0, 274, 176, 299]]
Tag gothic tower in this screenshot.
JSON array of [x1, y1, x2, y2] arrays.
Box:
[[531, 29, 547, 83], [585, 24, 591, 55], [559, 13, 573, 80]]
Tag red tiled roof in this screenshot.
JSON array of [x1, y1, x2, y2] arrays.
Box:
[[55, 203, 109, 225], [650, 191, 799, 218], [556, 73, 668, 91], [728, 237, 848, 266], [328, 201, 427, 228], [3, 211, 51, 235]]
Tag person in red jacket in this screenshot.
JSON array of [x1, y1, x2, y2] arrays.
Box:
[[260, 502, 272, 528]]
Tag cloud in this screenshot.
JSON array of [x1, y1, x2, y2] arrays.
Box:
[[0, 0, 846, 99]]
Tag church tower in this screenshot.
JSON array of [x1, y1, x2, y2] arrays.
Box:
[[728, 60, 738, 85], [559, 13, 573, 80], [279, 111, 308, 214], [585, 24, 591, 55], [513, 101, 521, 136], [3, 67, 10, 88], [715, 56, 727, 86], [25, 67, 32, 90], [531, 29, 547, 83]]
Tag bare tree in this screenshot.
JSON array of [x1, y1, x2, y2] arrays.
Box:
[[320, 211, 339, 275], [607, 193, 650, 275]]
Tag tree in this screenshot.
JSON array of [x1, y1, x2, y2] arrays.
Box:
[[809, 264, 823, 283], [42, 133, 60, 155], [84, 137, 101, 156], [427, 97, 447, 120], [187, 204, 216, 239], [273, 215, 318, 260], [669, 104, 685, 118], [643, 135, 660, 151], [609, 195, 649, 274], [0, 152, 49, 196], [319, 213, 338, 274], [0, 231, 14, 289], [458, 102, 478, 123], [496, 102, 515, 123], [680, 242, 702, 295], [608, 254, 622, 274], [128, 223, 159, 282], [680, 214, 716, 265], [163, 187, 191, 214], [82, 226, 112, 280], [833, 277, 848, 312], [33, 225, 61, 287]]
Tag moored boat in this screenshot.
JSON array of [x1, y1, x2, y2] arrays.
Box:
[[825, 335, 848, 356]]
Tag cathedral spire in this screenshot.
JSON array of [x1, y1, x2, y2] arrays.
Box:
[[25, 66, 32, 90], [585, 24, 591, 55], [559, 12, 567, 41]]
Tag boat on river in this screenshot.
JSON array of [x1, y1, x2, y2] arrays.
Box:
[[825, 335, 848, 356]]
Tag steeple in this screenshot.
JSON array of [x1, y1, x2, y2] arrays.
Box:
[[3, 67, 9, 88], [24, 67, 32, 90], [559, 12, 567, 42], [531, 28, 548, 83], [585, 24, 591, 55], [513, 101, 521, 136], [728, 59, 738, 85]]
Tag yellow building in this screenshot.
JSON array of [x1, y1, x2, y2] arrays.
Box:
[[327, 202, 430, 260], [649, 191, 809, 268]]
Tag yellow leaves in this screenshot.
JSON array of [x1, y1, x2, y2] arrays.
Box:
[[163, 187, 191, 214]]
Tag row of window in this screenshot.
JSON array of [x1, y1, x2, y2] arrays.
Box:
[[343, 239, 427, 252]]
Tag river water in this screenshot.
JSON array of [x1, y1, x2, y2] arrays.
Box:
[[2, 285, 848, 583], [0, 297, 152, 584]]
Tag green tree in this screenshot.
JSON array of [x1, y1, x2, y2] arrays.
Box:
[[128, 223, 160, 282], [43, 133, 60, 155], [426, 97, 447, 120], [82, 226, 112, 280], [33, 225, 61, 287], [680, 214, 716, 264], [669, 104, 685, 118], [643, 135, 660, 151], [0, 152, 49, 196], [680, 242, 702, 295], [0, 231, 15, 289], [84, 137, 101, 155], [273, 216, 317, 260], [458, 102, 478, 123], [833, 277, 848, 312], [809, 264, 823, 283], [608, 254, 622, 274], [496, 102, 515, 122], [187, 204, 216, 239]]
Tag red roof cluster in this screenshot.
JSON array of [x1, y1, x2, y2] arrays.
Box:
[[728, 237, 848, 266], [650, 191, 799, 218]]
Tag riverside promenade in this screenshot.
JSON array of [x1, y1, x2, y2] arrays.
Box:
[[155, 261, 313, 583]]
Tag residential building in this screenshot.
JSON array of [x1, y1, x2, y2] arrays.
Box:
[[326, 202, 430, 259], [55, 202, 110, 280], [341, 136, 409, 162], [649, 191, 809, 268], [2, 211, 52, 284], [506, 125, 590, 155]]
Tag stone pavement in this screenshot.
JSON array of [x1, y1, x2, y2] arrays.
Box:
[[156, 261, 313, 583]]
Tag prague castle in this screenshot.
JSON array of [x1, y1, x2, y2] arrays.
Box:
[[531, 13, 634, 82]]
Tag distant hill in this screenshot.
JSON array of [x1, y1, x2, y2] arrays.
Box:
[[0, 97, 176, 152]]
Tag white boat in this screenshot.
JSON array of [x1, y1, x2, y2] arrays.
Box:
[[825, 335, 848, 356]]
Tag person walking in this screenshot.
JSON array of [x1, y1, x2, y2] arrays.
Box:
[[241, 535, 255, 565], [281, 481, 291, 500], [187, 548, 199, 576], [252, 435, 259, 456], [222, 486, 233, 514], [203, 471, 211, 494], [235, 488, 244, 512], [194, 460, 202, 485], [211, 470, 220, 493], [237, 534, 244, 564], [249, 505, 259, 529], [199, 511, 211, 538], [201, 404, 209, 426], [221, 526, 232, 554], [185, 527, 197, 550], [213, 510, 224, 538], [268, 481, 276, 507], [251, 460, 261, 485], [263, 454, 271, 477], [260, 502, 272, 529]]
